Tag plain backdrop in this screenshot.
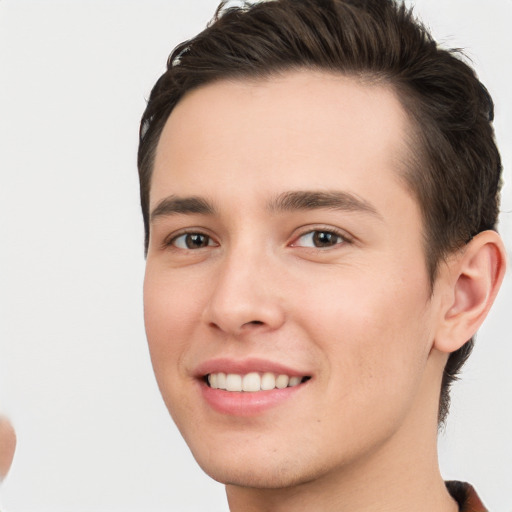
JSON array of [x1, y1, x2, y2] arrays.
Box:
[[0, 1, 511, 511]]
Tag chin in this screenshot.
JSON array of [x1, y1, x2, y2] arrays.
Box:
[[198, 458, 320, 489], [185, 434, 337, 491]]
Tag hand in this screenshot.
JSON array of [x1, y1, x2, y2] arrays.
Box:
[[0, 417, 16, 481]]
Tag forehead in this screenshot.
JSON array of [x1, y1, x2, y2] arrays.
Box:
[[151, 70, 414, 211]]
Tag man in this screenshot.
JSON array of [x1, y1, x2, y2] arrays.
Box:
[[138, 0, 506, 510]]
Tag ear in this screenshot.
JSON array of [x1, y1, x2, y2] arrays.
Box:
[[434, 230, 507, 353]]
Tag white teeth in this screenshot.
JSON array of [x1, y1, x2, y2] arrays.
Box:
[[289, 376, 301, 387], [225, 374, 242, 392], [261, 372, 276, 390], [275, 374, 289, 389], [242, 372, 261, 392], [217, 372, 227, 390], [207, 372, 307, 392], [208, 373, 218, 389]]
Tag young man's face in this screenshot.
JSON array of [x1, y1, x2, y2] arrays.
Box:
[[144, 71, 447, 489]]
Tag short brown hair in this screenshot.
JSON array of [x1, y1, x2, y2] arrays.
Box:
[[138, 0, 502, 423]]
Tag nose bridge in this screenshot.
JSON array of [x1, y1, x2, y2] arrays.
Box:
[[204, 237, 285, 334]]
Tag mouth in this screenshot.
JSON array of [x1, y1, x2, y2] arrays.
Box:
[[196, 360, 312, 415], [204, 372, 311, 392]]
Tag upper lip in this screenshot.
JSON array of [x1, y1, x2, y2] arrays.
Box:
[[194, 357, 311, 378]]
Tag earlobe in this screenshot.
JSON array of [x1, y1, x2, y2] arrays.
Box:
[[434, 230, 507, 353]]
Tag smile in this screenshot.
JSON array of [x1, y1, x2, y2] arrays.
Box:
[[207, 372, 310, 392]]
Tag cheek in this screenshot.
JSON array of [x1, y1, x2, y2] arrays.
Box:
[[297, 262, 433, 397], [142, 266, 211, 432], [143, 266, 203, 378]]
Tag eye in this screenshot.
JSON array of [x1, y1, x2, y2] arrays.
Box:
[[171, 233, 217, 249], [293, 229, 346, 248]]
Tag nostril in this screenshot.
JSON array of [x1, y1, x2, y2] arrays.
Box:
[[246, 320, 264, 326]]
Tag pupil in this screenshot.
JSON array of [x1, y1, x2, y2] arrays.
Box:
[[313, 231, 336, 247], [186, 234, 208, 248]]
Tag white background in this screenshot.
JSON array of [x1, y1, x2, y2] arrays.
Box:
[[0, 0, 511, 510]]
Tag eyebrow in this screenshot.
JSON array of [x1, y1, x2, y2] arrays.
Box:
[[150, 195, 216, 222], [150, 190, 382, 222], [267, 190, 382, 219]]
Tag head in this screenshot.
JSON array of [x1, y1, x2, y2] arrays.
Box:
[[138, 0, 502, 425]]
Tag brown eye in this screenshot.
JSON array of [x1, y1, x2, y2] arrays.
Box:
[[295, 230, 345, 248], [172, 233, 214, 249], [312, 231, 341, 247]]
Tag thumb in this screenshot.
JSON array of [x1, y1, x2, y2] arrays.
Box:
[[0, 417, 16, 481]]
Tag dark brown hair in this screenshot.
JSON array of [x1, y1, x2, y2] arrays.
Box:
[[138, 0, 502, 423]]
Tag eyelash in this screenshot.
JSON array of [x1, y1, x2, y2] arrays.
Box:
[[164, 226, 352, 251], [165, 231, 218, 250], [291, 227, 352, 249]]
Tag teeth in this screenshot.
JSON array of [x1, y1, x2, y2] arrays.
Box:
[[261, 372, 275, 390], [209, 373, 218, 389], [242, 372, 261, 392], [275, 374, 289, 389], [207, 372, 307, 392], [289, 376, 301, 386], [216, 372, 227, 389], [225, 374, 242, 392]]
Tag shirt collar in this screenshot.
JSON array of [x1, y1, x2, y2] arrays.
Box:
[[446, 481, 488, 512]]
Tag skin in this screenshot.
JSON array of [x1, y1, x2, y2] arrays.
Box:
[[143, 71, 505, 511], [0, 416, 15, 481]]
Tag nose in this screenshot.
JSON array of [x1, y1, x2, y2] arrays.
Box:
[[203, 247, 286, 336]]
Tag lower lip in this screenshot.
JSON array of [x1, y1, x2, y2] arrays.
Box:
[[199, 381, 307, 416]]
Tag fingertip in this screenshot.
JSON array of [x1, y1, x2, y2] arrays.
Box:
[[0, 416, 16, 481]]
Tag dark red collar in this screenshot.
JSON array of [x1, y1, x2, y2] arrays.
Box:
[[446, 481, 488, 512]]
